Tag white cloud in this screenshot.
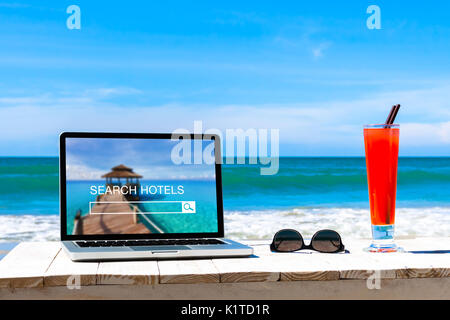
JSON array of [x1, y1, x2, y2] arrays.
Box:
[[312, 42, 331, 59], [83, 87, 142, 98], [0, 84, 450, 155], [439, 122, 450, 143], [400, 122, 450, 146], [66, 164, 104, 180]]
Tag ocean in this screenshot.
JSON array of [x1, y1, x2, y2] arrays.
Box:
[[0, 157, 449, 242]]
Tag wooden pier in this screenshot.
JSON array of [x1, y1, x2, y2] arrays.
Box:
[[72, 164, 164, 235], [73, 193, 151, 235]]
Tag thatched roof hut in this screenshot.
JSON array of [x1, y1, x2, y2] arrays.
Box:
[[102, 164, 142, 185], [102, 164, 143, 179]]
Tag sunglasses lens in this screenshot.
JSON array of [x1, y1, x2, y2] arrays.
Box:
[[311, 230, 342, 253], [272, 229, 303, 252]]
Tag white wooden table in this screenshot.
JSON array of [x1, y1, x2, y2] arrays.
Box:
[[0, 238, 449, 300]]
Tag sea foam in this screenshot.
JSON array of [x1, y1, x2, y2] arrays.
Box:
[[0, 207, 449, 242], [0, 215, 59, 242], [224, 207, 450, 240]]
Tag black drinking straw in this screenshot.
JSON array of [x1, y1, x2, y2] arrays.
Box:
[[385, 104, 401, 126]]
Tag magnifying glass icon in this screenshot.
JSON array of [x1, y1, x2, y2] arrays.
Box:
[[182, 201, 196, 213]]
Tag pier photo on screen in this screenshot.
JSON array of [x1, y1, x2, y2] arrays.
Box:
[[65, 138, 218, 235]]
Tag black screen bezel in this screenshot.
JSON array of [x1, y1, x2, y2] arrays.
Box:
[[60, 132, 224, 241]]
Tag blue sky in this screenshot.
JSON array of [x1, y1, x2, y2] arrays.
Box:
[[66, 138, 215, 180], [0, 1, 450, 156]]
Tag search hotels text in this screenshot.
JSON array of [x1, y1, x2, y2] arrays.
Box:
[[90, 185, 184, 196]]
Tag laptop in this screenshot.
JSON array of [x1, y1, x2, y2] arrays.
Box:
[[60, 132, 253, 261]]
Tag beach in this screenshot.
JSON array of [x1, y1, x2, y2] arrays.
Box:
[[0, 157, 449, 242]]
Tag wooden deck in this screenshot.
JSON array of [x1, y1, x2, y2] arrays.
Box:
[[75, 193, 151, 235], [0, 238, 449, 299]]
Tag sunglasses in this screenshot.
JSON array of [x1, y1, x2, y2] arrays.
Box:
[[270, 229, 348, 253]]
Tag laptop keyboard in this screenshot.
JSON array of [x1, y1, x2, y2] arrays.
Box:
[[76, 239, 226, 248]]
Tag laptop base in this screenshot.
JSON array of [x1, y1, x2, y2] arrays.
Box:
[[62, 238, 253, 261]]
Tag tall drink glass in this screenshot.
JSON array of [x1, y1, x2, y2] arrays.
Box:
[[364, 124, 403, 253]]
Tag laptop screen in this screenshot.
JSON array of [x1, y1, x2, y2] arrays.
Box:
[[60, 134, 222, 239]]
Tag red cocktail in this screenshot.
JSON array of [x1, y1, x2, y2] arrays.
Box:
[[364, 124, 403, 252]]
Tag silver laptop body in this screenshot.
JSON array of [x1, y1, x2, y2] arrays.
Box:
[[62, 238, 252, 261], [59, 132, 253, 261]]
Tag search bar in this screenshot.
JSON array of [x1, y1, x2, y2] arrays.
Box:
[[89, 200, 196, 215]]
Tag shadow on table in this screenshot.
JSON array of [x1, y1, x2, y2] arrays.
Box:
[[408, 250, 450, 254]]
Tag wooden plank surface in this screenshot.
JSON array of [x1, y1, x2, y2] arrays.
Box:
[[368, 252, 449, 279], [244, 241, 340, 281], [395, 238, 450, 279], [210, 242, 279, 282], [242, 239, 450, 281], [0, 242, 60, 289], [1, 278, 450, 300], [97, 260, 159, 285], [278, 254, 340, 281], [212, 253, 280, 283], [0, 238, 449, 293], [159, 259, 219, 284], [44, 249, 99, 287], [332, 253, 397, 279]]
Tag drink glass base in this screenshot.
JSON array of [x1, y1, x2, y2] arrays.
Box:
[[364, 224, 404, 253], [363, 243, 404, 253]]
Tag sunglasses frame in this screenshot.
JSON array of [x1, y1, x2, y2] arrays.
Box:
[[270, 228, 347, 253]]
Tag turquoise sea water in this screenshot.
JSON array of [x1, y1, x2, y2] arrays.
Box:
[[0, 157, 59, 215], [0, 157, 449, 241], [222, 157, 450, 210], [66, 180, 218, 234]]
